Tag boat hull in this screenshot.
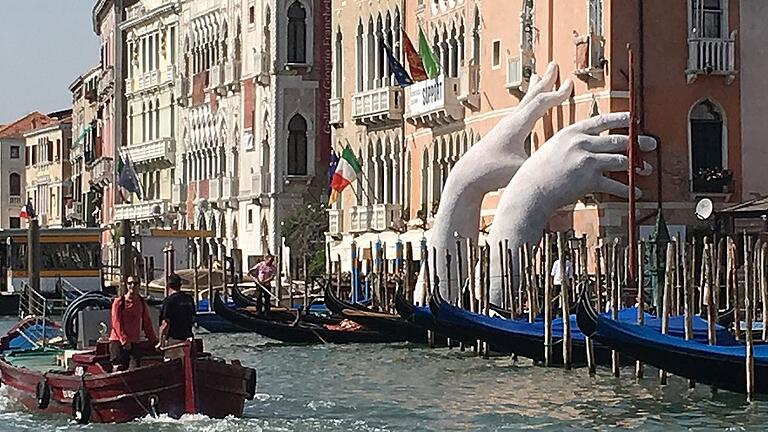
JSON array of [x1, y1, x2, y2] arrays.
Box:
[[0, 344, 255, 423]]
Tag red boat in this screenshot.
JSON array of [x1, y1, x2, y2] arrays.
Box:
[[0, 338, 256, 423]]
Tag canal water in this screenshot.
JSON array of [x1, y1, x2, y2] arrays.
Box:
[[0, 324, 766, 431]]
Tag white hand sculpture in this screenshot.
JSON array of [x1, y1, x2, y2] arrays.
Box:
[[486, 112, 657, 304], [415, 62, 574, 303]]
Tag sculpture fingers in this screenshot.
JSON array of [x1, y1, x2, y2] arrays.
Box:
[[520, 61, 558, 105], [583, 135, 657, 153], [572, 112, 629, 135], [529, 79, 573, 118], [596, 177, 643, 199], [592, 154, 653, 175]]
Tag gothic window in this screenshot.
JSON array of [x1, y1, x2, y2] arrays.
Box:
[[287, 1, 307, 63], [287, 114, 307, 175], [691, 0, 725, 38], [472, 7, 481, 66], [155, 98, 160, 138], [334, 29, 343, 98], [356, 21, 364, 92], [588, 0, 603, 37], [9, 173, 20, 197], [690, 99, 726, 192]]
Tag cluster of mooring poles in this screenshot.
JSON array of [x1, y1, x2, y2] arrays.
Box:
[[326, 230, 765, 401]]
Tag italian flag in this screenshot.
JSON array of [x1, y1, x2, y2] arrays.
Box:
[[328, 145, 362, 205]]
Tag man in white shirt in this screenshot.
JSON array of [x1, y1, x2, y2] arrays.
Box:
[[551, 249, 573, 309]]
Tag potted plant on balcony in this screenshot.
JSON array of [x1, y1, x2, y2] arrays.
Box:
[[693, 167, 733, 193]]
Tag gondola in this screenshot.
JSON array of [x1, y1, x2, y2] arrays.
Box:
[[323, 286, 374, 315], [323, 288, 427, 343], [394, 292, 472, 346], [429, 288, 618, 364], [429, 288, 736, 364], [576, 293, 768, 394], [213, 295, 408, 344], [230, 285, 342, 326]]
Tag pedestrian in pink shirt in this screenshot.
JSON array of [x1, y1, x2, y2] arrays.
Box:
[[248, 255, 276, 313]]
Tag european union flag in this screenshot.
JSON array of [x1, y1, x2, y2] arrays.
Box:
[[381, 41, 413, 88]]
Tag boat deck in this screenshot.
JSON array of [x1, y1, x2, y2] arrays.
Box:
[[4, 349, 63, 373]]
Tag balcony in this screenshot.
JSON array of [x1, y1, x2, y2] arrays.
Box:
[[686, 34, 737, 84], [224, 60, 242, 90], [372, 204, 402, 231], [172, 183, 187, 205], [209, 176, 222, 203], [458, 64, 480, 109], [404, 75, 463, 128], [123, 138, 175, 167], [328, 209, 343, 235], [9, 196, 21, 206], [254, 50, 271, 86], [89, 157, 113, 186], [349, 205, 372, 233], [209, 64, 224, 90], [66, 201, 83, 221], [329, 97, 343, 126], [351, 86, 403, 125], [506, 55, 533, 96], [125, 67, 174, 94], [573, 32, 605, 82], [97, 66, 114, 99], [222, 176, 239, 202], [114, 199, 170, 221]]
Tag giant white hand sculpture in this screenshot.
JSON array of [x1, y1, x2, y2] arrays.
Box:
[[486, 112, 657, 304], [415, 62, 573, 303]]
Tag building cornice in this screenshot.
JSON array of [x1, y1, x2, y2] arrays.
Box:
[[120, 2, 179, 31]]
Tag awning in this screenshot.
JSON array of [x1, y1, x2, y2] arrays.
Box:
[[718, 196, 768, 218]]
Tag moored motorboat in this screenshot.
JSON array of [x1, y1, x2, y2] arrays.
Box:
[[0, 334, 256, 423]]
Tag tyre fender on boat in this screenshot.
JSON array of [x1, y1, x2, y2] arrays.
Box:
[[71, 387, 91, 424], [36, 378, 50, 409], [244, 368, 257, 400]]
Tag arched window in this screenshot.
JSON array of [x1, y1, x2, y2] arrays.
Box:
[[155, 98, 160, 139], [690, 99, 726, 193], [287, 1, 306, 63], [356, 21, 364, 92], [9, 173, 20, 197], [334, 29, 343, 98], [148, 100, 154, 141], [287, 114, 307, 175], [472, 7, 481, 66]]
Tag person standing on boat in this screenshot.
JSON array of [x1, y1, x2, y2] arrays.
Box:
[[249, 255, 277, 313], [156, 273, 196, 360], [109, 275, 158, 371]]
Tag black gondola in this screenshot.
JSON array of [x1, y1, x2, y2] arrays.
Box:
[[576, 293, 768, 394], [323, 288, 427, 343], [230, 285, 343, 326], [213, 294, 408, 344], [323, 287, 372, 315]]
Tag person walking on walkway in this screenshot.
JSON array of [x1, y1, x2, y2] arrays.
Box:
[[156, 273, 196, 360], [109, 275, 157, 371]]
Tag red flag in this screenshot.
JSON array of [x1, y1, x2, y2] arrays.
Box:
[[402, 29, 428, 82]]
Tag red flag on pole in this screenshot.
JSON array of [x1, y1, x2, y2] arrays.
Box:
[[402, 29, 428, 82]]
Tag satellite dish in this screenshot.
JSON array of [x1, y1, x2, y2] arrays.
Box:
[[695, 198, 714, 221]]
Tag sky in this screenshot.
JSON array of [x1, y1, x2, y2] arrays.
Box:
[[0, 1, 100, 124]]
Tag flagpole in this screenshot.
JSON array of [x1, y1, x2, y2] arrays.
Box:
[[342, 138, 375, 205], [627, 44, 638, 307]]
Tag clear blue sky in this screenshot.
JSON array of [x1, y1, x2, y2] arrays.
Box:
[[0, 1, 100, 124]]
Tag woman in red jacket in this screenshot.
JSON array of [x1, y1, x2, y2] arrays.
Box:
[[109, 275, 158, 371]]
